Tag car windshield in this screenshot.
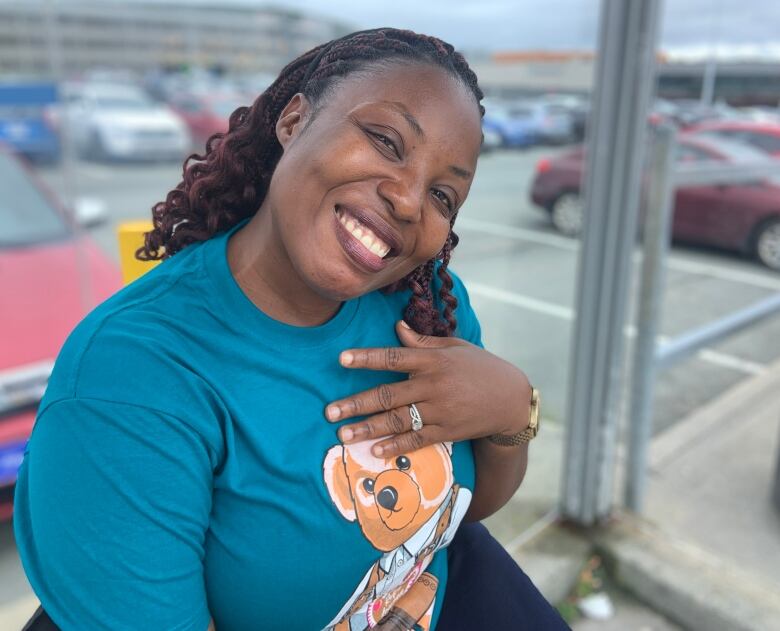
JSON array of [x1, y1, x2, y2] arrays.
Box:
[[93, 96, 153, 109], [0, 152, 69, 247]]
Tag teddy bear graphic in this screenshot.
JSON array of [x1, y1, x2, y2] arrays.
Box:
[[321, 437, 472, 631]]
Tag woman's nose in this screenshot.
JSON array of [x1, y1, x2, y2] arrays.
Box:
[[377, 173, 424, 224]]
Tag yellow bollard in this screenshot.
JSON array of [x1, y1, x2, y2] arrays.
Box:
[[116, 220, 161, 285]]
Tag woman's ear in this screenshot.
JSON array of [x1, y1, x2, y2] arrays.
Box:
[[275, 93, 311, 148]]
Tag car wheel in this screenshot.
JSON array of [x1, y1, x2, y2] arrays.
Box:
[[551, 192, 583, 237], [754, 218, 780, 271]]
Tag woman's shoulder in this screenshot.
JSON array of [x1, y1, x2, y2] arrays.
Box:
[[40, 256, 219, 421]]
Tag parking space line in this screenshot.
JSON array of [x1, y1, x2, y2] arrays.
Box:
[[458, 217, 780, 291], [466, 280, 768, 376], [467, 281, 575, 320], [458, 217, 579, 251]]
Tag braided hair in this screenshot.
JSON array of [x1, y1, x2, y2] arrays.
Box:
[[137, 27, 484, 336]]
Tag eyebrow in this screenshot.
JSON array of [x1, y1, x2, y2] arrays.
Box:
[[380, 100, 473, 180]]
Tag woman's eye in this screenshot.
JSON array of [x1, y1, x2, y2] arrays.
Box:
[[369, 131, 400, 157], [432, 189, 455, 214]]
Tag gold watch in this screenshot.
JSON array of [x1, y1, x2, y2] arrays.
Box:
[[487, 386, 540, 447]]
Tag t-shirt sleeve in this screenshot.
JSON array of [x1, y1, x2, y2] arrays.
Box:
[[13, 397, 215, 631]]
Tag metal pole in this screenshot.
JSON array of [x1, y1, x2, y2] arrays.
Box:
[[625, 125, 677, 512], [561, 0, 664, 525], [700, 58, 716, 106]]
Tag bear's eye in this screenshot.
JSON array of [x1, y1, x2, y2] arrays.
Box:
[[396, 456, 411, 471], [362, 478, 375, 493]]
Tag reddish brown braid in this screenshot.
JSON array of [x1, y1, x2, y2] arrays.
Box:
[[137, 27, 484, 336]]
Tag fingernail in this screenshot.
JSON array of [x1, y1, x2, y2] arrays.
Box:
[[341, 352, 353, 366], [373, 445, 384, 457], [326, 406, 341, 421], [400, 320, 410, 329], [340, 428, 353, 441]]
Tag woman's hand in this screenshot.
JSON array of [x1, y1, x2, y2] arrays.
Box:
[[325, 321, 532, 458]]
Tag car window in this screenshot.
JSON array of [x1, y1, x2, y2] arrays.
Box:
[[0, 152, 69, 247], [93, 96, 153, 109], [746, 132, 780, 153], [676, 144, 714, 163]]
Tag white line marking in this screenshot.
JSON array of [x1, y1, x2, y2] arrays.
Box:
[[694, 349, 767, 375], [458, 217, 579, 251], [458, 217, 780, 291], [467, 281, 574, 320], [467, 280, 768, 376]]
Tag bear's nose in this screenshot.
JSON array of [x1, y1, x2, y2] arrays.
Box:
[[377, 486, 398, 510]]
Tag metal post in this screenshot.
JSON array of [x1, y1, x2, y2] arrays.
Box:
[[773, 418, 780, 513], [561, 0, 664, 525], [625, 125, 677, 512], [700, 58, 716, 106]]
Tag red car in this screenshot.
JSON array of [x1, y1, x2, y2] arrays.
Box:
[[0, 147, 121, 519], [689, 121, 780, 158], [169, 92, 247, 148], [530, 134, 780, 270]]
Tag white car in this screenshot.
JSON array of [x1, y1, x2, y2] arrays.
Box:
[[63, 83, 190, 161]]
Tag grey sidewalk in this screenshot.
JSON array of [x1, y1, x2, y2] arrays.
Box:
[[496, 357, 780, 631]]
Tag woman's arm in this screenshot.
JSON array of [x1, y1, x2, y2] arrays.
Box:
[[465, 439, 529, 522], [464, 363, 532, 522], [15, 397, 216, 631]]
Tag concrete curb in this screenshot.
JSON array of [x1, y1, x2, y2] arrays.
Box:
[[509, 521, 592, 605], [650, 356, 780, 470], [591, 513, 780, 631]]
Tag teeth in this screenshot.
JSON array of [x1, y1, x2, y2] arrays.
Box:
[[337, 208, 392, 258]]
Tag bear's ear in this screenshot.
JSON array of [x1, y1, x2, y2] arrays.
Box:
[[323, 445, 356, 522]]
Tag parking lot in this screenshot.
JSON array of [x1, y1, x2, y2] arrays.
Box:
[[32, 146, 780, 432]]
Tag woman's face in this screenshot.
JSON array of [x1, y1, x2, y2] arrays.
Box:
[[266, 62, 483, 301]]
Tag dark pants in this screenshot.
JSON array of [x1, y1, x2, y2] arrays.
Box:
[[437, 522, 572, 631]]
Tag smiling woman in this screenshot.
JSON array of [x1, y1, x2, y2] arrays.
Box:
[[14, 28, 568, 631]]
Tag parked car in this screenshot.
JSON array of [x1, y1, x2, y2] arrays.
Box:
[[482, 102, 539, 148], [63, 82, 190, 161], [529, 134, 780, 270], [539, 94, 589, 141], [0, 82, 60, 164], [169, 92, 247, 148], [0, 146, 121, 519], [688, 121, 780, 158]]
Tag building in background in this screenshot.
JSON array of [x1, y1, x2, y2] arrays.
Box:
[[0, 0, 352, 77], [469, 50, 780, 106]]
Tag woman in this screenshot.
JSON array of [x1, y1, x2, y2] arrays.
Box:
[[15, 28, 569, 630]]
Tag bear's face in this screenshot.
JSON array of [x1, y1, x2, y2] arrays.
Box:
[[323, 438, 454, 552]]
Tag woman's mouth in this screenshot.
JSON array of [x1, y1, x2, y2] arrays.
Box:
[[333, 206, 398, 273]]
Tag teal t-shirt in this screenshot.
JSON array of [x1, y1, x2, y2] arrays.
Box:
[[14, 218, 482, 631]]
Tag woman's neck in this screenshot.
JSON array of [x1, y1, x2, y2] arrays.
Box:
[[226, 210, 343, 327]]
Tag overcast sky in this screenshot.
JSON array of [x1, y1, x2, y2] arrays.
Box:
[[257, 0, 780, 59]]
